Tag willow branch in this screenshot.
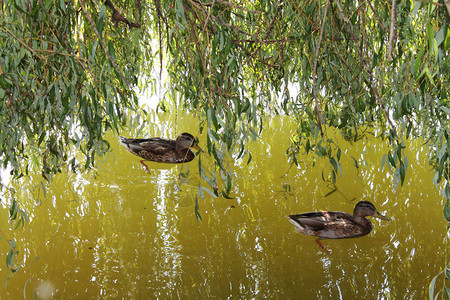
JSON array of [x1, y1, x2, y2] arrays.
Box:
[[1, 26, 40, 58], [312, 0, 329, 135], [79, 0, 131, 88], [203, 0, 262, 14], [333, 0, 397, 133], [444, 0, 450, 15], [105, 0, 140, 28], [366, 0, 387, 32], [387, 0, 397, 61]]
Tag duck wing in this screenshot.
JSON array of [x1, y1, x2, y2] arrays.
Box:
[[138, 138, 176, 154], [288, 211, 367, 239], [120, 137, 176, 155]]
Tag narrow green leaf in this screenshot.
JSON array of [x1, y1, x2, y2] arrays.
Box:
[[194, 195, 202, 221], [428, 270, 442, 300], [323, 187, 337, 197], [394, 168, 400, 187], [351, 156, 359, 169], [305, 139, 311, 154], [198, 184, 204, 199], [388, 152, 397, 168], [444, 286, 450, 300], [381, 154, 386, 171], [221, 191, 233, 199], [96, 5, 106, 36], [330, 157, 338, 172], [400, 161, 406, 186], [6, 249, 14, 268], [202, 187, 218, 198], [444, 200, 450, 222]]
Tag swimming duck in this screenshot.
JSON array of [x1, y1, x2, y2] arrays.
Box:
[[287, 201, 389, 252], [119, 133, 202, 171]]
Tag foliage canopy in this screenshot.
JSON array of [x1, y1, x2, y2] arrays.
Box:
[[2, 0, 448, 204]]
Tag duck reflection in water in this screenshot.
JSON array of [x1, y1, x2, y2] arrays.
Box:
[[287, 201, 390, 253], [119, 133, 202, 172]]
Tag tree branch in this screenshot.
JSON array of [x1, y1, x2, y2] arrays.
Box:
[[104, 0, 141, 28], [387, 0, 397, 61]]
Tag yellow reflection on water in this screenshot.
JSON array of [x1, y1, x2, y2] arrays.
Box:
[[0, 111, 447, 299]]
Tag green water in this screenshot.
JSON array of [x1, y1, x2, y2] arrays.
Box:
[[0, 111, 447, 299]]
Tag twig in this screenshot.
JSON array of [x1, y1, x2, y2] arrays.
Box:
[[79, 0, 131, 87]]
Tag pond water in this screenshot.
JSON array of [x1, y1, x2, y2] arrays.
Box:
[[0, 109, 447, 299]]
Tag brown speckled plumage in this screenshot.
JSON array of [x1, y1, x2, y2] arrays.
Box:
[[287, 201, 389, 240], [119, 133, 201, 164]]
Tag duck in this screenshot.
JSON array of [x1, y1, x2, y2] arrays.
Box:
[[287, 201, 389, 252], [119, 132, 202, 171]]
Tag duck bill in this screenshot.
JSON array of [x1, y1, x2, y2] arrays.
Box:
[[192, 144, 203, 152], [374, 211, 390, 221]]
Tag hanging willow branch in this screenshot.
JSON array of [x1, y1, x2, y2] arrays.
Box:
[[79, 0, 131, 87], [312, 0, 330, 136], [332, 0, 397, 133], [387, 0, 397, 61]]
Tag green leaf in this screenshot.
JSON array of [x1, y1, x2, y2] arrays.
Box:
[[388, 152, 397, 168], [444, 200, 450, 222], [428, 270, 442, 300], [323, 187, 337, 197], [394, 168, 400, 188], [330, 157, 338, 172], [444, 184, 450, 201], [201, 187, 218, 198], [225, 173, 232, 194], [9, 199, 17, 220], [381, 154, 386, 171], [399, 161, 406, 186], [305, 139, 311, 154], [197, 184, 204, 199], [6, 249, 15, 268], [194, 195, 202, 221], [222, 191, 233, 199], [415, 46, 425, 77], [96, 5, 106, 36], [445, 26, 450, 51], [411, 1, 421, 17], [441, 106, 450, 115]]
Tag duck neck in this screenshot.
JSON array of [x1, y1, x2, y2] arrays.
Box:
[[353, 216, 372, 229]]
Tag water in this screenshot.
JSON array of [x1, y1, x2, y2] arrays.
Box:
[[0, 111, 447, 299]]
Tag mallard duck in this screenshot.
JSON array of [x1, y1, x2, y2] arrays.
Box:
[[119, 133, 202, 171], [287, 201, 389, 252]]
